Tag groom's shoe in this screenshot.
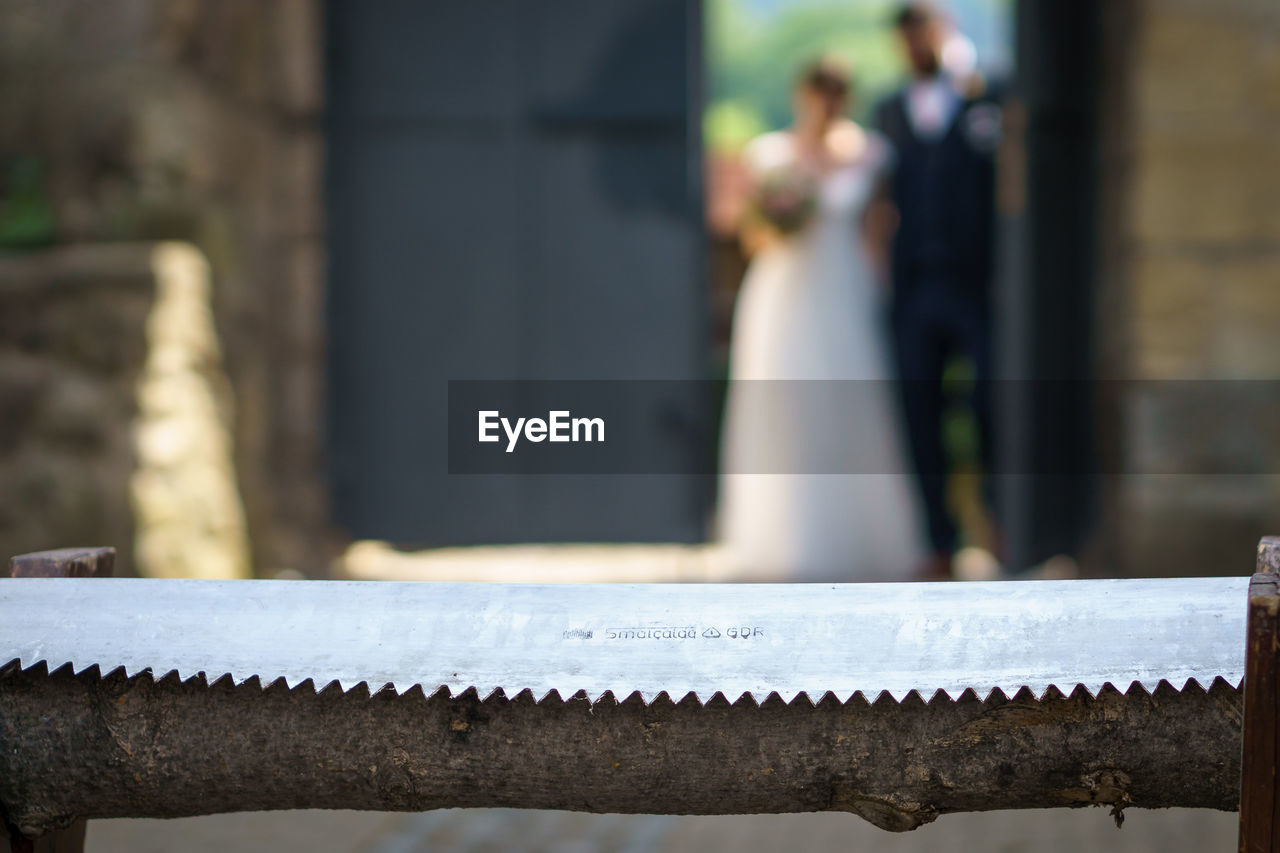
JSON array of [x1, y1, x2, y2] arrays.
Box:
[[953, 547, 1003, 581]]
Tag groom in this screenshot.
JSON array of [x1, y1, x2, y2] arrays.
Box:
[[874, 2, 1003, 577]]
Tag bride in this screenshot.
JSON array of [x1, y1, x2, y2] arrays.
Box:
[[718, 56, 924, 582]]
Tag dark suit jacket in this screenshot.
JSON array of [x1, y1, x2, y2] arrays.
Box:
[[874, 79, 1003, 305]]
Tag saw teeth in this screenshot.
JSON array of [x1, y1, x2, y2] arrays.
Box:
[[0, 658, 1244, 707]]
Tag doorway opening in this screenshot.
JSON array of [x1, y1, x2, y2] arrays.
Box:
[[702, 0, 1015, 564]]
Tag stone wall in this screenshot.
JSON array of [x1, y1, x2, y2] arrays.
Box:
[[0, 0, 330, 573], [0, 242, 250, 578], [1098, 0, 1280, 575]]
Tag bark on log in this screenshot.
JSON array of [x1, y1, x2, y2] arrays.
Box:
[[0, 664, 1241, 837]]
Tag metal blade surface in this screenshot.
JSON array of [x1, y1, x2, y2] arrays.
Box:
[[0, 576, 1248, 703]]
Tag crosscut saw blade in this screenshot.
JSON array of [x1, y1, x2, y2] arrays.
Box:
[[0, 576, 1248, 704]]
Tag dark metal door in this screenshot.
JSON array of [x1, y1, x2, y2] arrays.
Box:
[[325, 1, 707, 545]]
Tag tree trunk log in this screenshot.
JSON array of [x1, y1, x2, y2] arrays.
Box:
[[0, 665, 1241, 837]]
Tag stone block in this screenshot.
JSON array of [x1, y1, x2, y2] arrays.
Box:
[[0, 243, 250, 579], [1132, 251, 1280, 378], [1134, 1, 1280, 124], [1130, 130, 1280, 246]]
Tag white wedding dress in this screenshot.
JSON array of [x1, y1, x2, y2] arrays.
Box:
[[718, 129, 925, 582]]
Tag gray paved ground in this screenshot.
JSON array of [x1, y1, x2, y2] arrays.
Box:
[[89, 807, 1235, 852]]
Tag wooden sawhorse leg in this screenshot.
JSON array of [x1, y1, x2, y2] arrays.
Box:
[[3, 548, 115, 853]]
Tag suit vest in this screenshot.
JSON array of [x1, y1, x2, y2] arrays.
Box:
[[875, 85, 1000, 300]]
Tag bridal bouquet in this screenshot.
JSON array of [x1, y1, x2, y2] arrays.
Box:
[[751, 165, 818, 235]]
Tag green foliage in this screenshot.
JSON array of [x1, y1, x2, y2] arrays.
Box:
[[0, 158, 56, 249], [940, 357, 981, 466], [706, 0, 906, 132], [704, 99, 769, 153]]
